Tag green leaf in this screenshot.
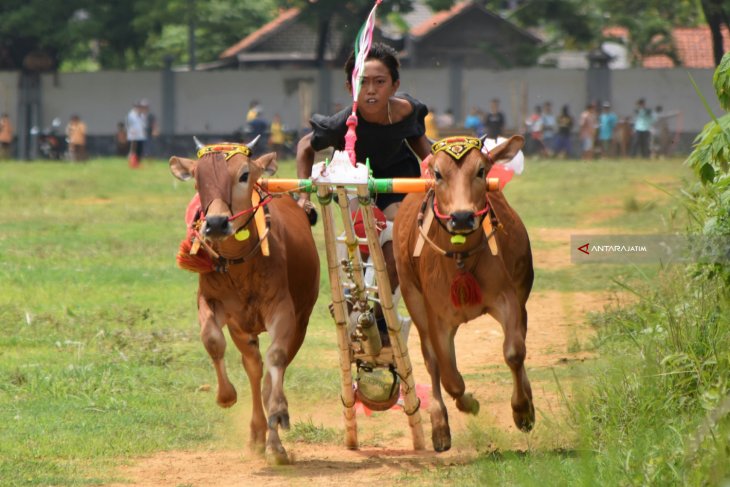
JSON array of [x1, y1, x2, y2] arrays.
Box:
[[713, 51, 730, 111], [700, 163, 716, 184]]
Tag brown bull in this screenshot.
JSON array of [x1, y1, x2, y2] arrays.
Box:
[[393, 135, 534, 452], [170, 142, 319, 464]]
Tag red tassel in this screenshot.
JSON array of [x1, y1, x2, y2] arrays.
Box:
[[176, 239, 215, 274], [450, 269, 482, 308]]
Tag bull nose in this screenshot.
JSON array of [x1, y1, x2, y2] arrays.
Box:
[[449, 211, 475, 232], [204, 215, 231, 237]]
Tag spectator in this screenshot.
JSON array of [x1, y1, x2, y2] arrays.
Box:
[[541, 102, 557, 157], [579, 102, 597, 160], [270, 113, 286, 159], [424, 107, 439, 140], [145, 103, 159, 158], [65, 114, 87, 161], [525, 105, 546, 157], [631, 98, 653, 158], [484, 98, 505, 139], [651, 105, 671, 159], [614, 116, 632, 158], [554, 105, 574, 158], [598, 102, 618, 158], [437, 108, 454, 129], [246, 107, 269, 155], [0, 113, 12, 159], [246, 100, 260, 122], [126, 100, 148, 168], [464, 106, 485, 136], [115, 122, 129, 156]]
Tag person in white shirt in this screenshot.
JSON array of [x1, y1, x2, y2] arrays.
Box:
[[126, 99, 148, 167]]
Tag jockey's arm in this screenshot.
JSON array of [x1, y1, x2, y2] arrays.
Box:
[[408, 134, 432, 161], [295, 132, 315, 206]]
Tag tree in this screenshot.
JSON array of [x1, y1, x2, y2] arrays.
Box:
[[700, 0, 730, 66], [278, 0, 456, 67], [0, 0, 277, 71], [0, 0, 86, 70]]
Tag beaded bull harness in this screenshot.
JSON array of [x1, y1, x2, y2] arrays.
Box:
[[417, 136, 503, 307], [177, 143, 273, 274]]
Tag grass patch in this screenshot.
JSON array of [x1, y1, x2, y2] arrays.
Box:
[[0, 156, 688, 484], [285, 419, 340, 444]]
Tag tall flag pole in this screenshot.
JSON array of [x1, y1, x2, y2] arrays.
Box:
[[344, 0, 383, 166]]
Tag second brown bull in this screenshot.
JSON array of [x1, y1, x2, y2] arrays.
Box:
[[393, 135, 535, 452]]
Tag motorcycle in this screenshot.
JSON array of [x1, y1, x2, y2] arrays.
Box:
[[30, 117, 65, 160]]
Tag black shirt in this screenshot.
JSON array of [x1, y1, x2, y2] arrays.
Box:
[[484, 111, 505, 139], [309, 93, 427, 210]]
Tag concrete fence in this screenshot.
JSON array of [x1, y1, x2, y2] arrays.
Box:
[[0, 66, 721, 159]]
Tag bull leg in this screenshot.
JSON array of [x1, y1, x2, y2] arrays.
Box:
[[490, 293, 535, 432], [198, 293, 237, 408], [428, 314, 480, 416], [401, 281, 452, 452], [262, 301, 304, 465], [421, 338, 451, 452], [229, 329, 267, 453]]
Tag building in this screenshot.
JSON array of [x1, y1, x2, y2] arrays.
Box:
[[219, 1, 541, 70]]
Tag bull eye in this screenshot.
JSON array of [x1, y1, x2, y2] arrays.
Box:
[[476, 167, 486, 179], [239, 171, 250, 183], [434, 170, 443, 181]]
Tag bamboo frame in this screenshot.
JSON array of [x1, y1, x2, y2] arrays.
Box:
[[316, 182, 425, 451]]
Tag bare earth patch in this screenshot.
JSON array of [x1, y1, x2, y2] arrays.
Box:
[[108, 230, 613, 487]]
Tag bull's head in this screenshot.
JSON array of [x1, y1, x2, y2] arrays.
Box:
[[169, 137, 277, 241], [428, 135, 524, 234]]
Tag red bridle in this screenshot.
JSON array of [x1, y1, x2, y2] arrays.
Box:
[[432, 195, 490, 221], [226, 189, 273, 222]]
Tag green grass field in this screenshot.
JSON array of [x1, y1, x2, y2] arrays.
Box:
[[0, 156, 695, 485]]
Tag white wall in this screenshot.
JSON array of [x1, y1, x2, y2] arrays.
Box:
[[175, 69, 318, 136], [612, 69, 720, 131], [463, 68, 586, 130], [0, 72, 19, 121], [27, 67, 722, 137], [41, 71, 161, 134]]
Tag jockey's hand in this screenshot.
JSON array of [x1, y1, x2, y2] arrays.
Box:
[[297, 194, 318, 226]]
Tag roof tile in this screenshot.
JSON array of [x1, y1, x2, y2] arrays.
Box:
[[220, 8, 301, 59]]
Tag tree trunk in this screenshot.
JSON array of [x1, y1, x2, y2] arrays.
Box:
[[702, 0, 728, 66]]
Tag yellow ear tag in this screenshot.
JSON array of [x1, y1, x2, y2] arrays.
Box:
[[450, 235, 466, 245], [234, 228, 250, 241]]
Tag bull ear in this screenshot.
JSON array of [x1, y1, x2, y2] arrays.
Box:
[[169, 156, 196, 181], [488, 135, 525, 164], [254, 152, 278, 176]]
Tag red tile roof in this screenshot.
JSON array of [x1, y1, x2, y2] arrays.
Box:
[[410, 1, 471, 38], [603, 25, 730, 68], [220, 8, 301, 59]]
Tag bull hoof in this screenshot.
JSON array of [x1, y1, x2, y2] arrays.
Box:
[[268, 410, 290, 430], [265, 445, 290, 465], [432, 425, 451, 452], [216, 385, 237, 408], [456, 393, 480, 415], [513, 401, 535, 432], [249, 440, 266, 455]]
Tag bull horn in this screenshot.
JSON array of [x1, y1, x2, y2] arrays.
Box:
[[193, 136, 204, 150], [245, 134, 261, 149]]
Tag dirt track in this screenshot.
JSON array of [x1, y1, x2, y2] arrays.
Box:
[[109, 229, 612, 487]]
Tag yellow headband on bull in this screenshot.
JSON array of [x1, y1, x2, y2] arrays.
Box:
[[431, 137, 483, 161], [197, 143, 252, 160]]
